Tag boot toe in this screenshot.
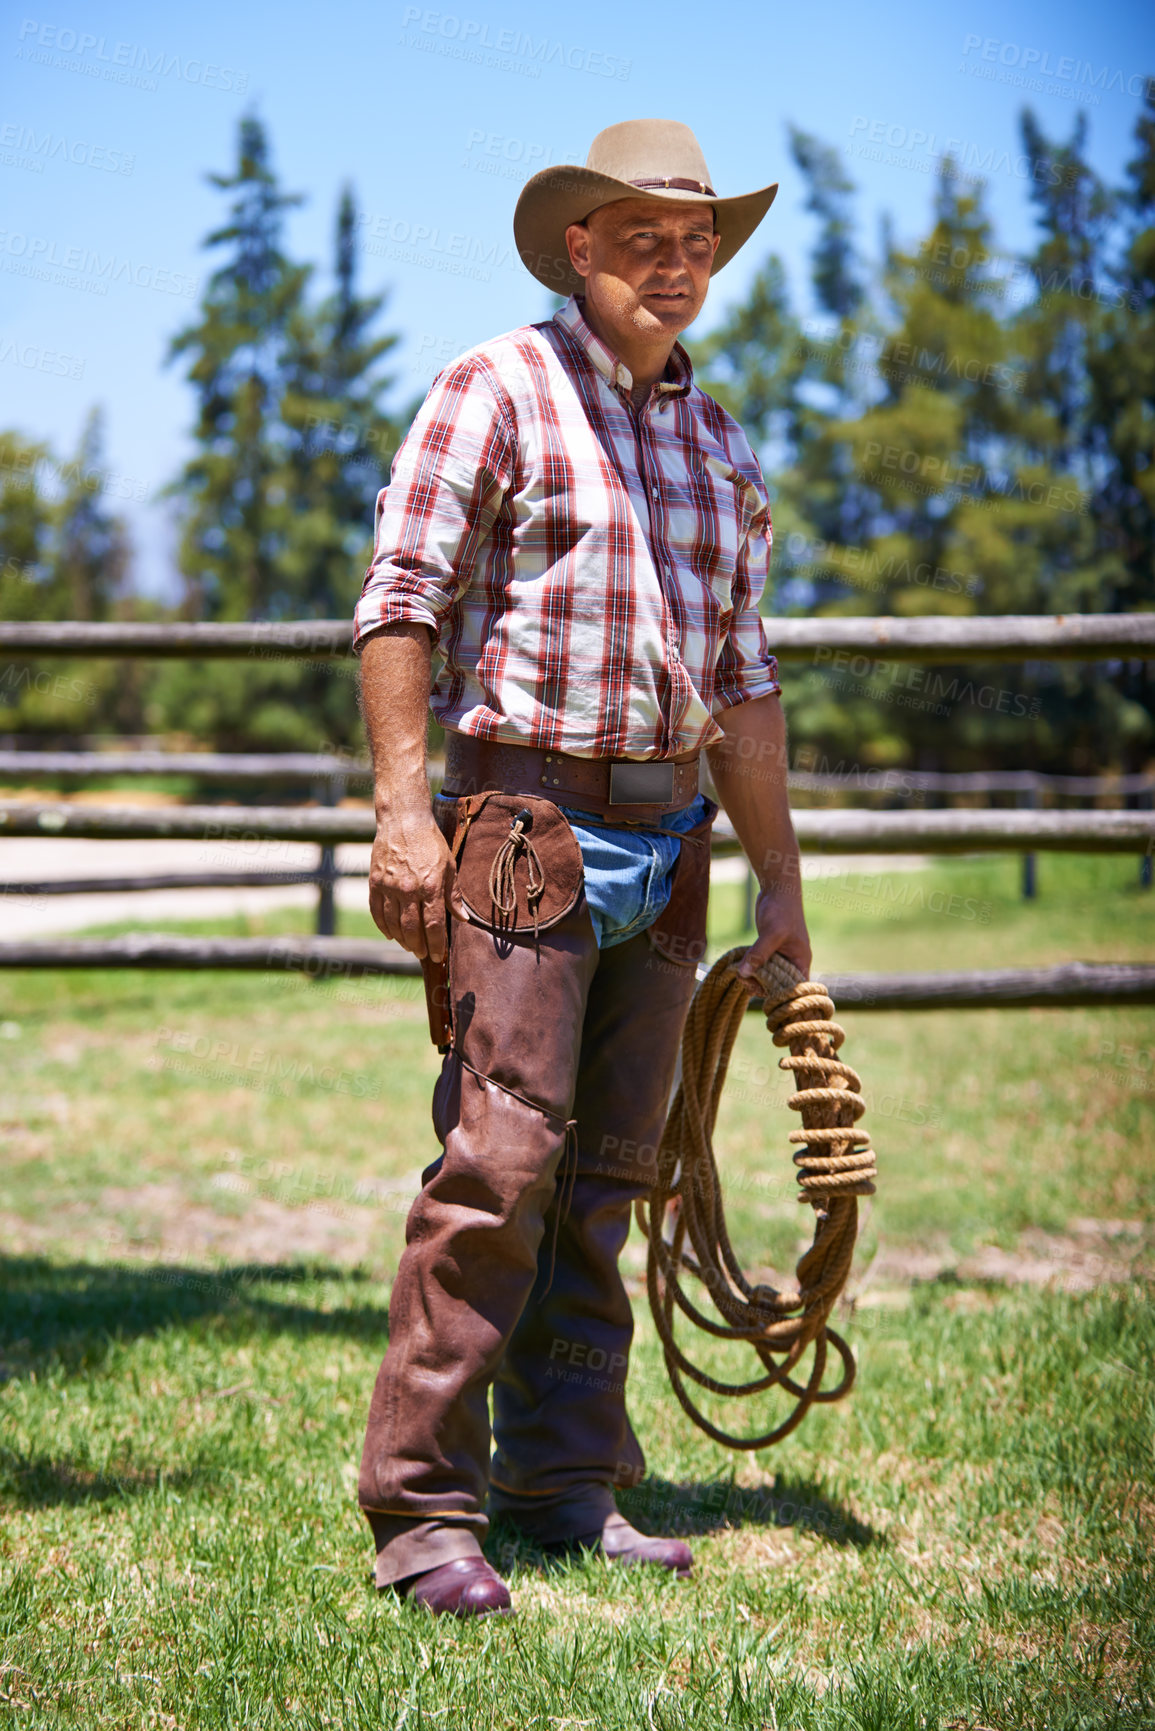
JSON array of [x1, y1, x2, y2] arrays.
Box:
[[574, 1514, 693, 1577], [407, 1557, 513, 1617]]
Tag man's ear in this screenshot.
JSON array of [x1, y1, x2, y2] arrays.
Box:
[[565, 221, 591, 279]]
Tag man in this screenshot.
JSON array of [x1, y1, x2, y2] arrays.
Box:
[[353, 119, 811, 1618]]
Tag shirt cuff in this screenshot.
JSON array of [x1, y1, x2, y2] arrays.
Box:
[[711, 656, 781, 715], [352, 593, 443, 655]]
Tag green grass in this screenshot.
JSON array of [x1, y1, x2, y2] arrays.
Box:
[[1, 854, 1152, 1726]]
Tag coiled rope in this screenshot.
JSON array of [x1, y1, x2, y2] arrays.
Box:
[[637, 948, 878, 1450]]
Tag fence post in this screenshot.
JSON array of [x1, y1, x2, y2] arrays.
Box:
[[1139, 788, 1153, 890], [1020, 783, 1038, 900], [312, 775, 344, 937]]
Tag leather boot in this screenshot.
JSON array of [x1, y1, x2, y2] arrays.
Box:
[[487, 926, 700, 1544], [546, 1510, 693, 1577], [358, 900, 601, 1588], [402, 1556, 513, 1618]]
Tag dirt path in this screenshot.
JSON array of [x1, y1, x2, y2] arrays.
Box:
[[1, 838, 375, 937], [2, 838, 935, 939]]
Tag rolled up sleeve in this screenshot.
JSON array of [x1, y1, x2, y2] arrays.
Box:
[[352, 358, 515, 655], [712, 489, 781, 715]]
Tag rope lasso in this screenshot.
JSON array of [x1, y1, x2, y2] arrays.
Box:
[[637, 948, 878, 1450], [488, 807, 545, 941]]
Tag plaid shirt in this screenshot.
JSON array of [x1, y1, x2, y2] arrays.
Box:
[[353, 295, 779, 758]]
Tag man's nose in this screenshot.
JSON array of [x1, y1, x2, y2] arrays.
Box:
[[652, 237, 692, 274]]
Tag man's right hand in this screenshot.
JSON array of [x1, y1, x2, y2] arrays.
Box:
[[368, 805, 457, 964]]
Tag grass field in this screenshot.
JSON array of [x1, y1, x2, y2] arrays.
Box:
[[1, 853, 1152, 1727]]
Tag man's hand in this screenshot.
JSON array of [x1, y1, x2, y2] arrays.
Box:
[[734, 880, 812, 984], [368, 805, 457, 964]]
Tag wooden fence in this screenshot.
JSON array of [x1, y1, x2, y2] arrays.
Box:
[[3, 612, 1154, 660], [1, 612, 1152, 1005]]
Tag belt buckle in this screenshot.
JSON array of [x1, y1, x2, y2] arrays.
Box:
[[608, 760, 676, 805]]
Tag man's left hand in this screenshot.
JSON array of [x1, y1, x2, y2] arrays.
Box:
[[734, 883, 812, 984]]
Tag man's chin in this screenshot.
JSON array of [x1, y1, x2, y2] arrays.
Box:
[[637, 296, 698, 331]]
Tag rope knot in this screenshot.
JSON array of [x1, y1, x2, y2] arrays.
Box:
[[488, 808, 547, 938]]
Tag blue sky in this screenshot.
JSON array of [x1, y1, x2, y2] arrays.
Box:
[[2, 0, 1153, 598]]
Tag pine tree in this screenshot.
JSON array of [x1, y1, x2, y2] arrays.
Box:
[[167, 114, 309, 625], [1083, 89, 1155, 769], [280, 185, 401, 620], [0, 417, 144, 738], [0, 432, 55, 631], [54, 408, 131, 623], [160, 121, 401, 750], [788, 126, 864, 322]]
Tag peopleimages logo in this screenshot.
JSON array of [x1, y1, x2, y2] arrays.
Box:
[[0, 232, 197, 298], [399, 7, 631, 79], [15, 20, 249, 92], [960, 34, 1155, 101], [0, 120, 134, 174], [0, 337, 84, 377], [847, 118, 1079, 187]]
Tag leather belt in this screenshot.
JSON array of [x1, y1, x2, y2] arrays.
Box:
[[441, 733, 701, 824]]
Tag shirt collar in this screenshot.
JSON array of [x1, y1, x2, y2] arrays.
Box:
[[553, 294, 694, 405]]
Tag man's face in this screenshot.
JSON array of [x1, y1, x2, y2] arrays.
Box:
[[565, 197, 720, 347]]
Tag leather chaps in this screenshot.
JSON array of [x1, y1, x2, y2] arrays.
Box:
[[358, 795, 713, 1586]]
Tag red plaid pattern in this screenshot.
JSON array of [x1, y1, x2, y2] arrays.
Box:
[[353, 295, 780, 758]]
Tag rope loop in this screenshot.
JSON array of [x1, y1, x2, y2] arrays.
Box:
[[488, 808, 546, 939], [639, 946, 878, 1450]]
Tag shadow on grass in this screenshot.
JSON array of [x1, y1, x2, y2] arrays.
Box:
[[489, 1473, 880, 1578], [620, 1472, 880, 1550], [0, 1450, 208, 1509], [0, 1255, 391, 1380]]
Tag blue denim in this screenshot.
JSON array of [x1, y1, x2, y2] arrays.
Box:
[[558, 794, 711, 948], [436, 791, 710, 950]]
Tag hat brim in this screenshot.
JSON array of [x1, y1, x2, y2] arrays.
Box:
[[514, 167, 778, 296]]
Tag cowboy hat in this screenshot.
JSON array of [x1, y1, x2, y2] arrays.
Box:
[[514, 118, 778, 296]]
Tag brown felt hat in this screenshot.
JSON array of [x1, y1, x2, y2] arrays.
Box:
[[514, 118, 778, 296]]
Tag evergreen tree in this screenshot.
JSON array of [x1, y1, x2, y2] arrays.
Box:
[[696, 121, 1151, 774], [167, 114, 309, 624], [1082, 89, 1155, 769], [280, 185, 401, 619], [55, 408, 131, 622], [160, 120, 401, 750], [799, 163, 1092, 769], [0, 432, 55, 631], [0, 417, 146, 739], [787, 126, 864, 321]]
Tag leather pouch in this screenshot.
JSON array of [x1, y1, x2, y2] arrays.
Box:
[[450, 791, 584, 935], [645, 797, 718, 969]]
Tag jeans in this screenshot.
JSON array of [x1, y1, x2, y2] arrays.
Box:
[[435, 790, 711, 950]]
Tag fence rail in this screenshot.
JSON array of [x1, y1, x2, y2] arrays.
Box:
[[1, 749, 1153, 801], [0, 750, 362, 782], [0, 935, 1149, 1009], [2, 612, 1154, 662], [2, 614, 1150, 990], [3, 800, 1153, 854]]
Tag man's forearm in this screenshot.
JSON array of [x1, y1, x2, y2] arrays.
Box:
[[705, 693, 811, 976], [705, 694, 800, 890], [359, 622, 456, 961], [359, 623, 436, 819]]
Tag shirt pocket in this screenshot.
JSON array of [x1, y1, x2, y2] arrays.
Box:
[[689, 453, 747, 610]]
